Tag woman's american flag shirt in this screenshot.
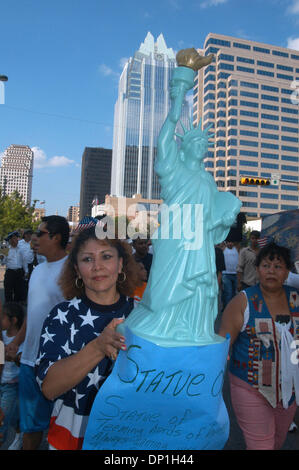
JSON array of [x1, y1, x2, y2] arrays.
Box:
[[35, 295, 133, 450]]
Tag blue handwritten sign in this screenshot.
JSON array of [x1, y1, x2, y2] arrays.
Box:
[[83, 329, 230, 450]]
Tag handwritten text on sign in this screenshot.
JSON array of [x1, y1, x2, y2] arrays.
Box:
[[83, 329, 230, 450]]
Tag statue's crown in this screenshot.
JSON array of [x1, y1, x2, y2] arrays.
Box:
[[175, 118, 214, 149]]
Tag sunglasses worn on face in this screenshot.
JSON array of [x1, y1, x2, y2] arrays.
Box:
[[36, 229, 51, 238]]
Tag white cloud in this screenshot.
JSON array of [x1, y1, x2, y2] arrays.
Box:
[[200, 0, 228, 8], [287, 0, 299, 14], [287, 37, 299, 50], [98, 64, 120, 79], [32, 146, 75, 169], [168, 0, 181, 9], [119, 57, 129, 69]]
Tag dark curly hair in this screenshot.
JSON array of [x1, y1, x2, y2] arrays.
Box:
[[256, 242, 291, 270], [58, 226, 140, 300]]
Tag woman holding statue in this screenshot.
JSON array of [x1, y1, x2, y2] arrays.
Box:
[[35, 227, 139, 450]]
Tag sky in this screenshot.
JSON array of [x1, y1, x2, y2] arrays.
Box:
[[0, 0, 299, 217]]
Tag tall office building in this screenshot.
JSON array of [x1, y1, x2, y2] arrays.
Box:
[[111, 32, 190, 200], [67, 204, 80, 223], [0, 144, 34, 205], [79, 147, 112, 218], [193, 33, 299, 219]]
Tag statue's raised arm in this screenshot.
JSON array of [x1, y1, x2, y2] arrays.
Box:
[[156, 49, 214, 174], [121, 47, 242, 347]]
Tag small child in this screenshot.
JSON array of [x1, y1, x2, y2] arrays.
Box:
[[0, 302, 24, 450]]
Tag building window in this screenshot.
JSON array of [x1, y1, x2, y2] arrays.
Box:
[[261, 192, 278, 199], [261, 152, 279, 160], [205, 37, 231, 47], [240, 100, 259, 108], [281, 107, 298, 115], [243, 201, 258, 207], [261, 94, 279, 102], [237, 56, 254, 64], [261, 123, 279, 130], [240, 91, 259, 99], [281, 195, 298, 201], [281, 116, 298, 124], [240, 130, 259, 137], [240, 120, 258, 127], [272, 50, 289, 58], [261, 132, 279, 140], [281, 126, 298, 133], [239, 160, 258, 166], [240, 110, 259, 118], [281, 164, 298, 171], [233, 42, 251, 50], [237, 66, 255, 74], [240, 150, 258, 157], [254, 46, 270, 54], [219, 53, 234, 61], [261, 162, 279, 169], [240, 81, 258, 89], [260, 203, 278, 209], [257, 70, 274, 77], [281, 155, 298, 162], [257, 61, 274, 68], [277, 64, 293, 71], [277, 73, 293, 81], [281, 135, 298, 143], [281, 145, 299, 152], [281, 204, 298, 210], [281, 184, 297, 191], [261, 142, 279, 149]]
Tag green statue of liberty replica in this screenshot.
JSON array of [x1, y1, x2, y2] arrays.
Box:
[[121, 48, 242, 346], [84, 48, 242, 451]]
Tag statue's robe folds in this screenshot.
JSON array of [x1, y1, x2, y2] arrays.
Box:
[[124, 148, 241, 345]]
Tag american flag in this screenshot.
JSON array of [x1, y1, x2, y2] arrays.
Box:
[[74, 216, 99, 233], [35, 296, 134, 450], [258, 236, 269, 248]]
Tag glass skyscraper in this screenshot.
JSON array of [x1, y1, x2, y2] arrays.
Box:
[[111, 32, 190, 200], [193, 33, 299, 219]]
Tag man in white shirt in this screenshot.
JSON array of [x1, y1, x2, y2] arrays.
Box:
[[0, 231, 28, 302], [6, 216, 69, 450], [222, 241, 239, 309], [18, 229, 34, 299]]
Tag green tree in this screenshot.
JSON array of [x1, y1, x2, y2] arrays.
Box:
[[0, 191, 40, 240]]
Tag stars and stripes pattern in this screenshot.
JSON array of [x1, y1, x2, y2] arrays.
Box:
[[74, 216, 99, 233], [35, 295, 133, 450], [257, 236, 270, 248]]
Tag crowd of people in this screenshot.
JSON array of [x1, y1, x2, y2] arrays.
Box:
[[0, 215, 298, 451]]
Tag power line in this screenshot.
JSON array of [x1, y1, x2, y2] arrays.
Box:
[[1, 104, 111, 126]]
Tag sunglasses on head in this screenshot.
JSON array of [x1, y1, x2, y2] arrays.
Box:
[[35, 229, 52, 238]]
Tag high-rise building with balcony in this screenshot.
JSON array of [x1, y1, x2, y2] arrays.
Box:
[[111, 32, 190, 200], [193, 33, 299, 219], [67, 204, 80, 223], [0, 144, 34, 205]]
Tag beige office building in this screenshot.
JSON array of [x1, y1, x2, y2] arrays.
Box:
[[193, 34, 299, 219], [0, 144, 34, 205]]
